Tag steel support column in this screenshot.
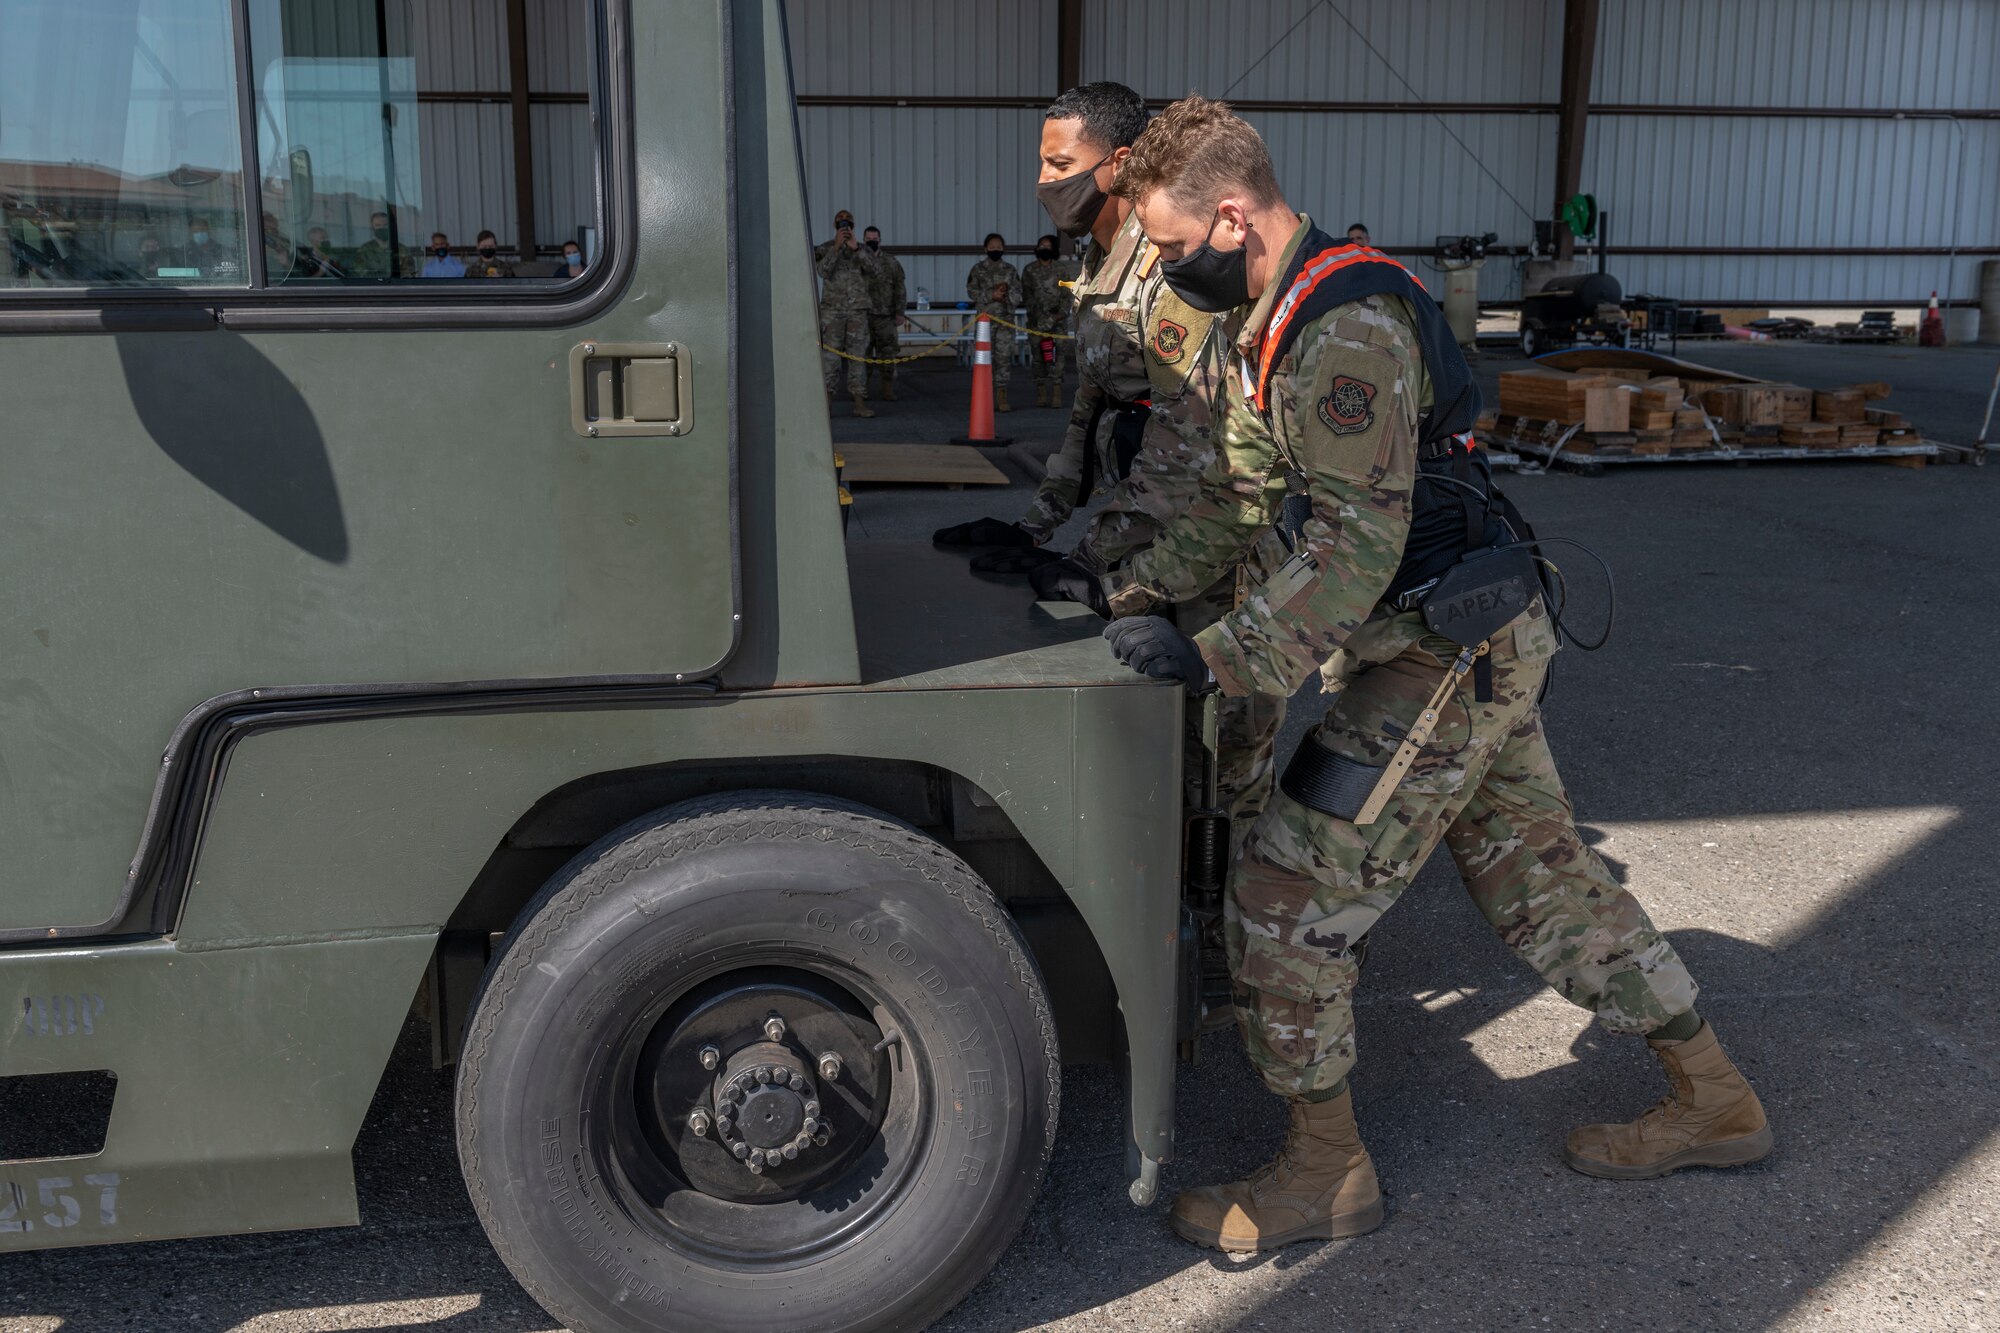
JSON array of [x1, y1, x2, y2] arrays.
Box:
[[507, 0, 538, 261], [1553, 0, 1599, 261]]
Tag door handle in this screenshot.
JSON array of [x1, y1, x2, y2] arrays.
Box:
[[569, 341, 692, 437]]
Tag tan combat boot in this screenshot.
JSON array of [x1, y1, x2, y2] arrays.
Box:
[[880, 373, 896, 402], [1565, 1021, 1772, 1180], [850, 392, 875, 419], [1170, 1089, 1384, 1252], [994, 380, 1011, 413]]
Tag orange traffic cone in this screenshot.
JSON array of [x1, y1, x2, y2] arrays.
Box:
[[1918, 291, 1945, 347], [951, 316, 1012, 446]]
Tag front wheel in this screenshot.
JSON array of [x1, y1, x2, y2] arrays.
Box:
[[456, 792, 1059, 1333]]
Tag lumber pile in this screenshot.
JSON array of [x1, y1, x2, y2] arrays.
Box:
[[1488, 363, 1921, 459]]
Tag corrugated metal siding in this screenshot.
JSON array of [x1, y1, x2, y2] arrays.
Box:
[[530, 101, 595, 247], [796, 104, 1049, 305], [527, 0, 591, 92], [784, 0, 1996, 305], [1251, 108, 1550, 299], [1595, 0, 2000, 109], [790, 2, 1558, 302], [1587, 0, 2000, 302], [1584, 114, 1998, 302], [787, 0, 1056, 98], [1083, 0, 1561, 103], [418, 102, 515, 244], [409, 0, 508, 92]]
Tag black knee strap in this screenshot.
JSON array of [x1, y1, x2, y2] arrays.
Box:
[[1279, 734, 1384, 822]]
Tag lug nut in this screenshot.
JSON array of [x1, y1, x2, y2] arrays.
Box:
[[747, 1160, 764, 1175], [782, 1143, 799, 1161], [803, 1099, 820, 1118], [789, 1072, 808, 1091], [818, 1051, 843, 1082], [755, 1068, 773, 1085], [764, 1015, 786, 1041], [698, 1045, 720, 1071], [688, 1108, 712, 1137], [732, 1142, 750, 1160], [748, 1148, 766, 1167]]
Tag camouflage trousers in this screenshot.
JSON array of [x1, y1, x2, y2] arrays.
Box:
[[820, 308, 867, 396], [866, 315, 900, 388], [1174, 573, 1283, 840], [1226, 605, 1698, 1098], [1029, 326, 1069, 386]]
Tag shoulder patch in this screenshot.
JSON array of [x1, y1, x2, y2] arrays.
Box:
[[1316, 375, 1377, 435], [1141, 286, 1219, 399], [1137, 243, 1159, 279]]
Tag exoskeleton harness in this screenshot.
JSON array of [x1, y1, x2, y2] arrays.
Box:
[[1244, 227, 1596, 824]]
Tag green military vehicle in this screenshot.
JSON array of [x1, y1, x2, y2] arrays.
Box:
[[1, 2, 1195, 1329]]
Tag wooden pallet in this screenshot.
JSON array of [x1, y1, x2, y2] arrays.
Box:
[[1485, 417, 1939, 474], [835, 443, 1009, 488]]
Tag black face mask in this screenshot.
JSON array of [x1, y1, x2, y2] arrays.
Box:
[[985, 248, 1004, 261], [1159, 210, 1251, 313], [373, 226, 390, 241], [865, 239, 880, 251], [1036, 155, 1111, 238], [478, 245, 497, 258], [1035, 247, 1057, 261]]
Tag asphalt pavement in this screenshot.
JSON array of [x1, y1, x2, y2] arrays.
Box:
[[4, 340, 1997, 1332]]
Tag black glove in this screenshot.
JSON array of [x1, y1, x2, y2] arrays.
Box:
[[1029, 557, 1110, 617], [1104, 615, 1214, 692], [933, 516, 1033, 548], [970, 546, 1061, 574]]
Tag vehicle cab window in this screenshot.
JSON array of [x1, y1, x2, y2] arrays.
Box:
[[1, 0, 605, 297]]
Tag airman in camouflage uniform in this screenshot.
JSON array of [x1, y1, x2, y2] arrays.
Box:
[[860, 227, 905, 402], [1021, 238, 1074, 408], [815, 210, 873, 416], [1107, 97, 1770, 1255], [1207, 270, 1709, 1117], [1011, 225, 1291, 849], [965, 238, 1021, 412]]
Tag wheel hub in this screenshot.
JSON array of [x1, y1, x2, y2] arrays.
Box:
[[637, 971, 889, 1205], [710, 1041, 830, 1172]]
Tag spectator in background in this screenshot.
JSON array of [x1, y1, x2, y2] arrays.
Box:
[[181, 215, 239, 280], [349, 211, 406, 277], [300, 226, 345, 278], [464, 230, 515, 278], [965, 233, 1021, 412], [1346, 221, 1370, 246], [560, 240, 585, 278], [859, 225, 906, 402], [421, 232, 465, 278], [1021, 233, 1072, 408], [814, 208, 873, 417], [136, 234, 164, 280]]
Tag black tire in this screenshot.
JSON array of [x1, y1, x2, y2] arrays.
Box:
[[456, 791, 1058, 1333], [1519, 325, 1542, 357]]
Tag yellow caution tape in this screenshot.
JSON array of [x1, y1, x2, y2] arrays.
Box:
[[818, 312, 1076, 363]]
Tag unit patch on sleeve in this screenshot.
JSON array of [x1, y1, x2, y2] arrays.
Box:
[[1316, 375, 1377, 435], [1151, 317, 1188, 363]]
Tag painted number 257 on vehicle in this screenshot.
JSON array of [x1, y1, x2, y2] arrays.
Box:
[[0, 1174, 121, 1233]]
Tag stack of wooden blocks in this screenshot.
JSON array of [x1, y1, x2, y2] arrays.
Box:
[[1493, 368, 1715, 454], [1487, 366, 1917, 459]]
